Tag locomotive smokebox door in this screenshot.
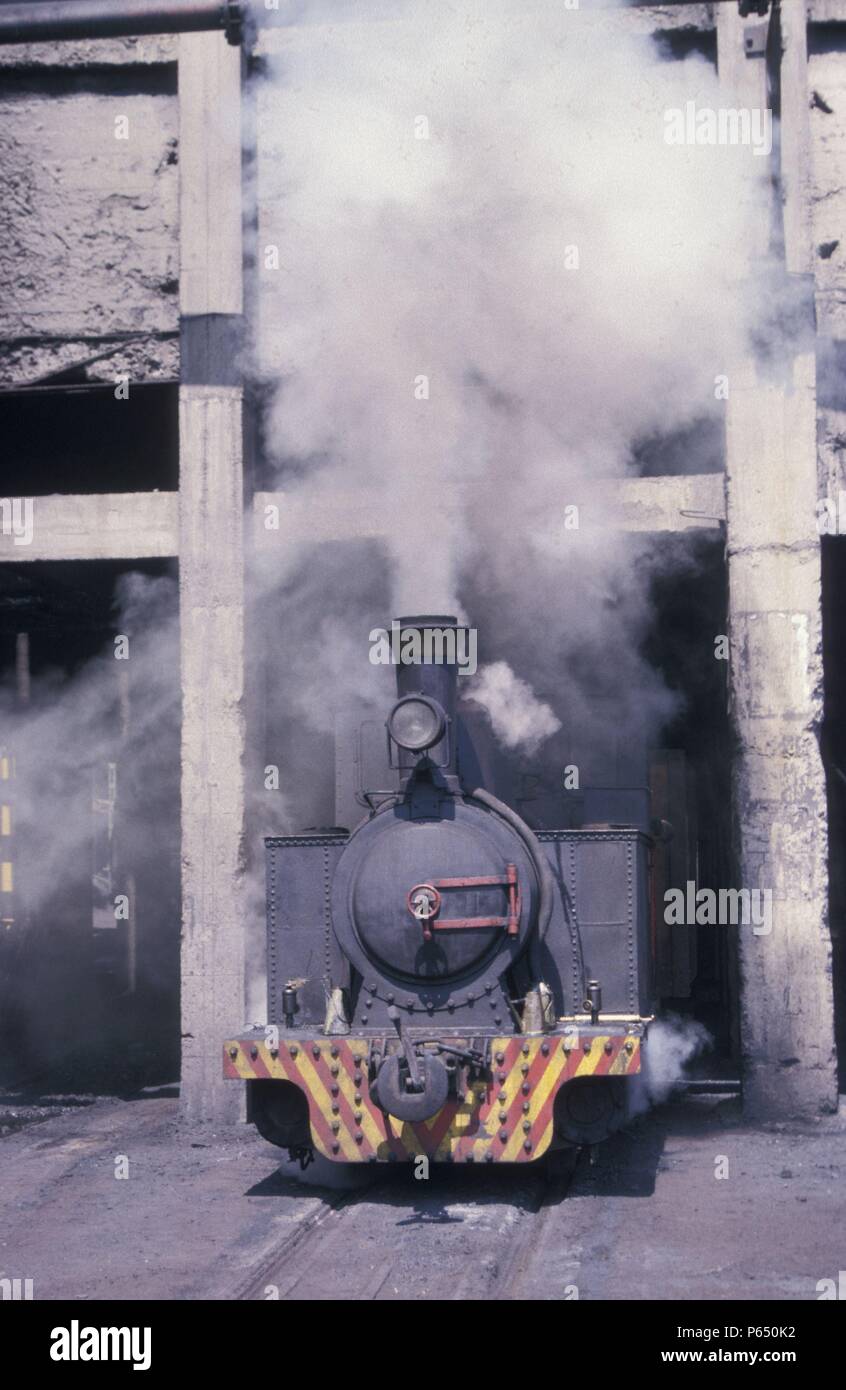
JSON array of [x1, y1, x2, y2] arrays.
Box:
[[331, 796, 539, 1024], [345, 818, 525, 979]]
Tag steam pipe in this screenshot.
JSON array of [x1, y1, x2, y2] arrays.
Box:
[[0, 1, 246, 46]]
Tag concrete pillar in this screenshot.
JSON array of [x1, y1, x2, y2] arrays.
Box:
[[720, 7, 838, 1118], [726, 358, 837, 1118], [179, 386, 245, 1122], [178, 32, 246, 1122], [178, 32, 244, 320]]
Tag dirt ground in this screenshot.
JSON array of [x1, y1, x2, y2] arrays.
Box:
[[0, 1087, 843, 1301]]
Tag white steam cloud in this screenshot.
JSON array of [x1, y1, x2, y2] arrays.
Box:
[[467, 661, 561, 756], [253, 0, 769, 755], [631, 1015, 713, 1116]]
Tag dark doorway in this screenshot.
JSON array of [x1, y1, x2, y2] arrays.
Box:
[[0, 559, 180, 1094], [0, 381, 178, 495]]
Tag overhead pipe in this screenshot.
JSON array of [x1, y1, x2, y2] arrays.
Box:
[[0, 0, 247, 47]]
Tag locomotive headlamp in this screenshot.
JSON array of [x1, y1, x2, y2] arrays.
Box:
[[387, 695, 446, 753]]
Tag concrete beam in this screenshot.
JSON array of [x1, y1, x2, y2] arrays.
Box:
[[598, 474, 725, 532], [808, 0, 846, 24], [0, 33, 178, 67], [781, 0, 815, 278], [0, 491, 178, 561], [0, 474, 726, 571], [717, 3, 767, 105], [253, 474, 727, 547], [254, 5, 716, 58]]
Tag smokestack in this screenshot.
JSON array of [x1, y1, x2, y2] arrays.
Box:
[[393, 615, 461, 778]]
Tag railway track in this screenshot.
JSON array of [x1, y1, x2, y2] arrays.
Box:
[[484, 1148, 579, 1299], [234, 1148, 582, 1301]]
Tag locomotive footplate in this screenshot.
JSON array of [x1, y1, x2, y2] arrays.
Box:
[[224, 1023, 645, 1164]]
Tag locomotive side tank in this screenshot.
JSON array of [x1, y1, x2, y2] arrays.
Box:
[[224, 617, 654, 1163]]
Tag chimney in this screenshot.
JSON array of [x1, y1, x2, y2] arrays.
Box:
[[393, 615, 462, 778]]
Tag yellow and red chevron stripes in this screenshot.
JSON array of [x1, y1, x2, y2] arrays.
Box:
[[224, 1034, 641, 1164]]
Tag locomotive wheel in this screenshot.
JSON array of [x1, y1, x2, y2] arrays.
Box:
[[543, 1144, 579, 1181], [247, 1079, 310, 1150], [552, 1076, 629, 1147]]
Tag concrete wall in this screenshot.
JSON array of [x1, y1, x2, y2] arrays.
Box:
[[0, 38, 179, 386]]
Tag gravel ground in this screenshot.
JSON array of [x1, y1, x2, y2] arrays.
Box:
[[0, 1089, 843, 1301]]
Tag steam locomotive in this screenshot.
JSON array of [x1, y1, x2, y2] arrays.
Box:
[[224, 616, 655, 1164]]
